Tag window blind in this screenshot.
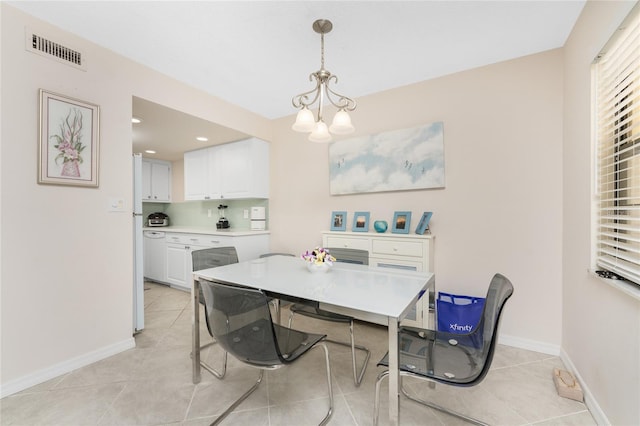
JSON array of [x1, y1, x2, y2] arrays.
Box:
[[595, 6, 640, 285]]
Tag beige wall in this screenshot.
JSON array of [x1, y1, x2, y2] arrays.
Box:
[[271, 49, 564, 350], [4, 2, 640, 423], [562, 1, 640, 425], [0, 4, 270, 393]]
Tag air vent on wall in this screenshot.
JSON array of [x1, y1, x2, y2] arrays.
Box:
[[25, 28, 86, 71]]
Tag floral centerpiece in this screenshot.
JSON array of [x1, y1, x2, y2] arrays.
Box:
[[301, 247, 336, 273]]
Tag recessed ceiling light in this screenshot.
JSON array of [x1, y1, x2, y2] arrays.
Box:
[[196, 136, 208, 142], [132, 117, 142, 124], [145, 150, 156, 154]]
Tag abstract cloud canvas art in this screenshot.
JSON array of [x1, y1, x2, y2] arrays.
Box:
[[329, 122, 444, 195]]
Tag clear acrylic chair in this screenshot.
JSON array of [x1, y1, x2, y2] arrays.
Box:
[[200, 279, 334, 425], [191, 246, 239, 379], [288, 247, 371, 386], [373, 273, 514, 426]]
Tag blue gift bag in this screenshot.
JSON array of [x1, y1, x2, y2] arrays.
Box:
[[437, 292, 485, 334]]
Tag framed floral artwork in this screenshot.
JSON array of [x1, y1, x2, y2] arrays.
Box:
[[38, 89, 100, 187]]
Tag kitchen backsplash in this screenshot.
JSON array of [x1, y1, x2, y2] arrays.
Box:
[[143, 199, 268, 230]]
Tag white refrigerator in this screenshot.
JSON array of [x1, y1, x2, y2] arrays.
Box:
[[132, 153, 144, 332]]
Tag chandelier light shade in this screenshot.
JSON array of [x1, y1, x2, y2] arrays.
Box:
[[292, 19, 356, 143]]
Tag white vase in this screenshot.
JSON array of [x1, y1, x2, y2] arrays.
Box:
[[306, 262, 331, 273]]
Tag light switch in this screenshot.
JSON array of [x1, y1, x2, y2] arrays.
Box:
[[243, 209, 249, 219], [108, 198, 125, 212]]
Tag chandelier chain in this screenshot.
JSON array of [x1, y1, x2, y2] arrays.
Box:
[[320, 33, 325, 70]]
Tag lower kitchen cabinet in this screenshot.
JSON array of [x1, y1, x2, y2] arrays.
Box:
[[321, 231, 435, 328], [160, 231, 269, 291], [165, 242, 192, 289], [143, 230, 167, 282]]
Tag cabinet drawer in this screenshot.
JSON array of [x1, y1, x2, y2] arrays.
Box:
[[165, 233, 233, 248], [369, 256, 423, 271], [324, 236, 369, 251], [199, 235, 234, 247], [372, 239, 423, 258], [165, 233, 201, 245]]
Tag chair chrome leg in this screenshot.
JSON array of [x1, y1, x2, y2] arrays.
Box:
[[374, 368, 489, 426], [200, 351, 227, 379], [314, 342, 334, 426], [324, 321, 370, 386], [211, 370, 264, 425], [373, 369, 389, 425], [289, 312, 370, 386], [400, 380, 489, 426], [190, 340, 228, 379]]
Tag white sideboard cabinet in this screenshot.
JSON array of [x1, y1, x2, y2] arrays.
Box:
[[321, 231, 435, 328], [141, 159, 171, 202], [184, 138, 269, 201]]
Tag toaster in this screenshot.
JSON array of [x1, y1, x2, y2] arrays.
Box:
[[147, 212, 169, 227]]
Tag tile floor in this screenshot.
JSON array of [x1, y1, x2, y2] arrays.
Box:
[[1, 282, 595, 425]]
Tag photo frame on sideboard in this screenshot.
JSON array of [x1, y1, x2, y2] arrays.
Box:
[[415, 212, 433, 235], [351, 211, 370, 232], [330, 211, 347, 231], [391, 211, 411, 234]]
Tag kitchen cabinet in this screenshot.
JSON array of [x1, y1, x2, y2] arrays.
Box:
[[183, 148, 216, 200], [321, 231, 435, 328], [165, 233, 233, 289], [142, 159, 171, 202], [163, 231, 270, 291], [184, 137, 269, 201], [143, 230, 166, 282]]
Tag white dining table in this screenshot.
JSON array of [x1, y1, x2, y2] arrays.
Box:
[[191, 254, 435, 426]]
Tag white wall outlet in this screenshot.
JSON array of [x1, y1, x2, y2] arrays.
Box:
[[243, 209, 249, 219], [207, 209, 212, 218]]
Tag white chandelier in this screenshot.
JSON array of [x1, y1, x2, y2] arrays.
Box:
[[291, 19, 356, 143]]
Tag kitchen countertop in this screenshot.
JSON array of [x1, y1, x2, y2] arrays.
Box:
[[143, 226, 269, 236]]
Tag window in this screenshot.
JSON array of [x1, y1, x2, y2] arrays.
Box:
[[594, 5, 640, 286]]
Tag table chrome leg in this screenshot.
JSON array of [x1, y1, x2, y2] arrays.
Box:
[[192, 276, 201, 384], [388, 317, 399, 425]]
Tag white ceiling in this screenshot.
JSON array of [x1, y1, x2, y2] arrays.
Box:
[[10, 1, 586, 160]]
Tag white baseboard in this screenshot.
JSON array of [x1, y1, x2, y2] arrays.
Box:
[[560, 349, 610, 426], [498, 332, 561, 356], [0, 337, 135, 398]]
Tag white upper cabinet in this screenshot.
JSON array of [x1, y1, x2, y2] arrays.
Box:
[[184, 148, 215, 200], [184, 138, 269, 200], [142, 159, 171, 202]]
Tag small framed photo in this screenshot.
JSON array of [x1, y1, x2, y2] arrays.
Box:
[[415, 212, 433, 235], [351, 211, 370, 232], [38, 89, 100, 187], [330, 211, 347, 231], [392, 211, 412, 234]]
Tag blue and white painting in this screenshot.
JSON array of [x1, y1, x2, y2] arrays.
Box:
[[329, 122, 445, 195]]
